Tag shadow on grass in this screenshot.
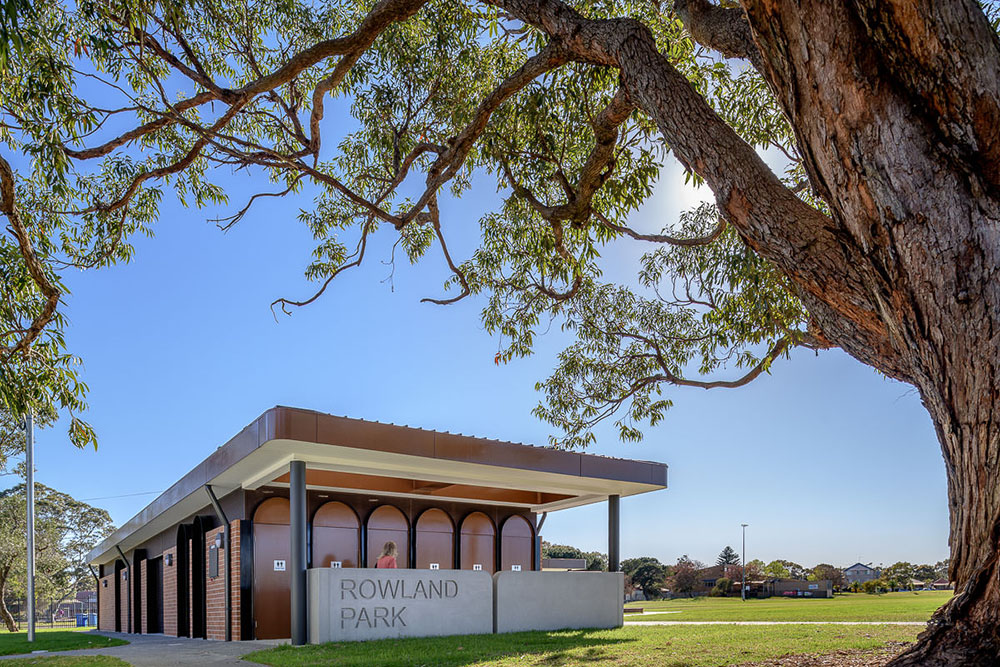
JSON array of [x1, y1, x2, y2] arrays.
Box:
[[243, 629, 636, 667]]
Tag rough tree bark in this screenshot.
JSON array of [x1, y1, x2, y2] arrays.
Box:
[[493, 0, 1000, 663], [0, 565, 17, 632]]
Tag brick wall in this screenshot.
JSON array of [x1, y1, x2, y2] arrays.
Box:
[[204, 521, 243, 641], [205, 526, 225, 640], [140, 559, 148, 634], [119, 569, 129, 633], [230, 521, 242, 640], [98, 574, 116, 631], [163, 547, 178, 637]]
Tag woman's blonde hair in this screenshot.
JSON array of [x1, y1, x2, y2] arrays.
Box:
[[380, 541, 397, 558]]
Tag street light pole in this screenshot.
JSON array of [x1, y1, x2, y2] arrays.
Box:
[[25, 411, 35, 642], [741, 523, 748, 602]]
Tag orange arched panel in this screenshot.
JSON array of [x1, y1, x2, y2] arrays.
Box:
[[253, 497, 290, 524], [460, 512, 495, 573], [252, 497, 289, 639], [500, 515, 534, 572], [366, 505, 409, 568], [312, 501, 360, 568], [415, 508, 454, 569]]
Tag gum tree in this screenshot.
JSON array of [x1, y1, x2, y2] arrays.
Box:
[[1, 0, 999, 662]]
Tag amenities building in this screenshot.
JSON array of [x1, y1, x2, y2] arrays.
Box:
[[86, 407, 668, 642]]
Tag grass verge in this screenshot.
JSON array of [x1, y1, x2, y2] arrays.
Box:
[[0, 658, 128, 666], [0, 657, 128, 666], [242, 624, 920, 666], [0, 631, 127, 657], [635, 591, 951, 622]]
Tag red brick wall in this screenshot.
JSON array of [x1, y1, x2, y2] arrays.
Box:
[[140, 559, 148, 634], [205, 521, 243, 641], [205, 526, 225, 640], [98, 574, 116, 631], [162, 547, 178, 637], [119, 569, 129, 633], [230, 521, 241, 641]]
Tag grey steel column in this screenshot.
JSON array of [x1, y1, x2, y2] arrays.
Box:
[[608, 495, 620, 573], [534, 512, 547, 571], [289, 461, 307, 645], [25, 412, 35, 642]]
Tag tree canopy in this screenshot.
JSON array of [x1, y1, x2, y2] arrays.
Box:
[[3, 0, 1000, 661], [0, 483, 114, 631], [716, 545, 739, 566]]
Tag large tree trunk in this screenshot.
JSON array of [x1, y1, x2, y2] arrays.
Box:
[[740, 2, 1000, 663], [496, 0, 1000, 662]]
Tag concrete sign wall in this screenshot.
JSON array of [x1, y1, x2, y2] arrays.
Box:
[[493, 571, 624, 633], [308, 568, 493, 642]]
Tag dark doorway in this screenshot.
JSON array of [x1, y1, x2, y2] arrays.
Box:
[[253, 497, 290, 640], [146, 556, 163, 633]]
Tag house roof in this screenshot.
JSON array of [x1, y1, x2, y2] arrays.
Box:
[[843, 562, 876, 571], [87, 406, 668, 566]]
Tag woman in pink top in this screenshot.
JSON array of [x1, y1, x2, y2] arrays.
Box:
[[375, 541, 398, 568]]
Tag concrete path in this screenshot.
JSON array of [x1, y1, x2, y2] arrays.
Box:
[[625, 620, 926, 626], [0, 632, 288, 666]]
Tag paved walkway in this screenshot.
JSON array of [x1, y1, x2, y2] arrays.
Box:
[[625, 620, 926, 626], [0, 632, 287, 666]]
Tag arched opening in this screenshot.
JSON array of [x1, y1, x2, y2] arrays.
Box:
[[312, 501, 360, 568], [415, 508, 454, 569], [366, 505, 409, 568], [253, 497, 290, 639], [459, 512, 495, 573], [500, 515, 534, 572]]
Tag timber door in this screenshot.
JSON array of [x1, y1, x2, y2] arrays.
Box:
[[312, 501, 360, 568], [253, 497, 290, 639], [366, 505, 409, 568], [500, 515, 533, 571], [415, 508, 454, 569], [459, 512, 495, 573]]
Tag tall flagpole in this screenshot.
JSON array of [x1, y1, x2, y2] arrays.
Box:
[[25, 411, 35, 642]]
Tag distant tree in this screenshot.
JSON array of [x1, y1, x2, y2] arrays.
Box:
[[863, 578, 887, 595], [541, 541, 607, 571], [763, 560, 790, 579], [810, 563, 845, 588], [670, 555, 701, 598], [745, 559, 765, 581], [0, 409, 55, 477], [716, 546, 740, 566], [621, 557, 668, 599], [711, 576, 733, 597], [0, 484, 113, 631], [913, 564, 937, 584], [882, 562, 916, 591], [934, 559, 951, 581]]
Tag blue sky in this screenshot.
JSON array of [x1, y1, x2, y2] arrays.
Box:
[[10, 112, 948, 572]]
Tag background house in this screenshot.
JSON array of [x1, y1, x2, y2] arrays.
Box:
[[843, 562, 880, 584]]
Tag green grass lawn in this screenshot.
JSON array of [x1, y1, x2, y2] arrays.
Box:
[[243, 624, 920, 666], [0, 631, 127, 657], [632, 591, 952, 622], [0, 658, 128, 666]]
